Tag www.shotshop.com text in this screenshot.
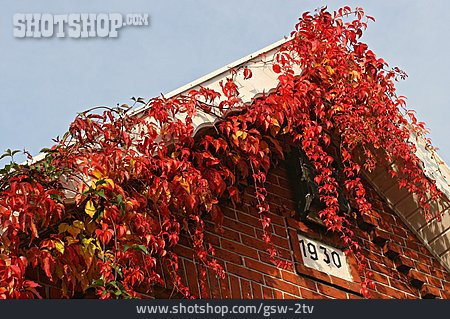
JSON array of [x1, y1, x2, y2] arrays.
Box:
[[136, 302, 315, 317]]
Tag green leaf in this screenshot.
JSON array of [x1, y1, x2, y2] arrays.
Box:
[[95, 179, 107, 186], [123, 244, 150, 255], [97, 189, 106, 199], [50, 194, 63, 202]]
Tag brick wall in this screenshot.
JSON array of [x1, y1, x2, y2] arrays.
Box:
[[169, 160, 450, 299], [32, 160, 450, 299]]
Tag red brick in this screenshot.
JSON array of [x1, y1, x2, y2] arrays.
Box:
[[379, 211, 397, 226], [251, 282, 263, 298], [273, 224, 288, 237], [444, 272, 450, 282], [280, 270, 317, 291], [208, 268, 221, 298], [264, 275, 300, 296], [227, 263, 264, 284], [223, 215, 255, 236], [371, 229, 390, 247], [383, 242, 402, 260], [416, 253, 432, 265], [229, 275, 241, 298], [300, 288, 327, 299], [273, 289, 284, 299], [429, 268, 445, 280], [258, 250, 292, 264], [408, 270, 427, 288], [358, 213, 379, 231], [270, 166, 289, 180], [173, 244, 195, 259], [241, 279, 252, 299], [403, 247, 419, 260], [426, 276, 442, 289], [418, 245, 430, 256], [221, 238, 259, 259], [390, 234, 405, 246], [139, 162, 450, 301], [215, 226, 240, 242], [363, 240, 384, 254], [262, 286, 274, 299], [368, 289, 391, 299], [347, 293, 363, 299], [414, 261, 430, 274], [420, 284, 441, 299], [283, 292, 299, 299], [316, 283, 347, 299], [245, 258, 281, 278], [376, 284, 406, 299], [266, 173, 279, 186], [392, 225, 408, 238], [370, 271, 389, 285], [255, 229, 290, 249], [441, 290, 450, 299], [395, 256, 415, 274], [264, 211, 287, 226], [405, 240, 420, 252], [364, 248, 387, 264], [219, 273, 231, 298], [204, 231, 221, 246], [222, 206, 237, 218], [235, 211, 261, 228], [287, 218, 321, 239], [389, 278, 417, 296], [214, 248, 243, 265], [330, 276, 362, 293]]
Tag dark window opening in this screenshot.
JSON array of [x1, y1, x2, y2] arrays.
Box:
[[286, 147, 351, 226]]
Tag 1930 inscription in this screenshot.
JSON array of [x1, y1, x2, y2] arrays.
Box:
[[297, 234, 353, 281]]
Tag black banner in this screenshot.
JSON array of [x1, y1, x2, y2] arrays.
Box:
[[0, 299, 447, 319]]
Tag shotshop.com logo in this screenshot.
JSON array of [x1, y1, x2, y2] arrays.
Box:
[[13, 13, 149, 38]]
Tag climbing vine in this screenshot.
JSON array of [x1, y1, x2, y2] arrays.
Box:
[[0, 7, 443, 299]]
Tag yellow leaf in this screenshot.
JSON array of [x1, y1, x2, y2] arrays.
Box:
[[73, 220, 85, 230], [349, 70, 360, 81], [235, 130, 248, 140], [104, 178, 115, 188], [80, 238, 97, 270], [65, 236, 79, 246], [270, 118, 280, 127], [67, 226, 81, 237], [85, 200, 96, 218], [54, 239, 65, 254], [82, 238, 97, 256], [270, 118, 280, 136], [66, 220, 85, 237], [165, 189, 171, 201], [92, 169, 103, 180], [179, 177, 190, 194], [325, 65, 334, 75]]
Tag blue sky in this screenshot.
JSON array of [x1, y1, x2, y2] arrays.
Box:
[[1, 0, 449, 165]]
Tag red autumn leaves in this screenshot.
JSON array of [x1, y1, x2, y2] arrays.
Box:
[[0, 7, 441, 300]]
